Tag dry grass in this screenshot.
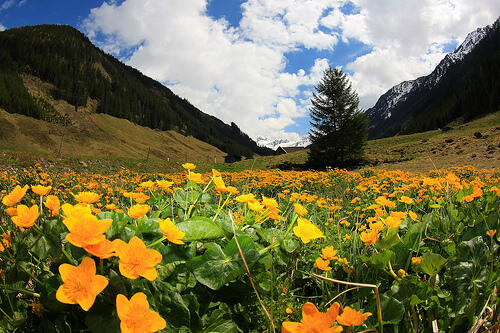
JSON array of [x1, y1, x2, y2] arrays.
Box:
[[0, 75, 226, 163]]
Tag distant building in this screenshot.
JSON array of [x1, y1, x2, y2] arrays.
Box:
[[275, 146, 305, 155]]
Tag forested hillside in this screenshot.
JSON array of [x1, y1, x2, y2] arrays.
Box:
[[0, 25, 273, 157], [366, 18, 500, 139]]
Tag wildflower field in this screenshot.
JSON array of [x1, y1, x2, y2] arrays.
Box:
[[0, 163, 499, 332]]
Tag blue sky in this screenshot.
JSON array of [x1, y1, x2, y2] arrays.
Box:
[[1, 0, 499, 144]]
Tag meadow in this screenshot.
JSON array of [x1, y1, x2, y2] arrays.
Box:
[[0, 162, 499, 332]]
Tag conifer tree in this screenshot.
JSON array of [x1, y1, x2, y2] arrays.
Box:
[[308, 66, 368, 168]]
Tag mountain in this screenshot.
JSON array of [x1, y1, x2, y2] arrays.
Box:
[[366, 17, 500, 139], [0, 24, 274, 158], [255, 135, 311, 150]]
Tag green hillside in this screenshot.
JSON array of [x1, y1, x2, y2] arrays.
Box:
[[0, 24, 273, 158]]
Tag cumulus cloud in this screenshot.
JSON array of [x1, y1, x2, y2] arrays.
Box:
[[84, 0, 337, 140], [83, 0, 500, 141], [0, 23, 5, 31], [322, 0, 500, 108]]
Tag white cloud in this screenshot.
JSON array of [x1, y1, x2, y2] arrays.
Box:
[[1, 0, 25, 11], [84, 0, 337, 140], [322, 0, 500, 108], [83, 0, 500, 142], [0, 23, 5, 31]]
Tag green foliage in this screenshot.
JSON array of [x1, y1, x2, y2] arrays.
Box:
[[0, 164, 499, 332], [308, 66, 368, 168]]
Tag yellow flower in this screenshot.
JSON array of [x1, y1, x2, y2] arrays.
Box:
[[139, 180, 155, 190], [113, 237, 162, 281], [182, 163, 196, 170], [62, 203, 92, 218], [56, 257, 108, 311], [4, 207, 17, 217], [486, 229, 497, 238], [408, 211, 418, 222], [1, 231, 11, 250], [262, 196, 279, 209], [294, 203, 308, 217], [286, 307, 293, 315], [128, 204, 151, 218], [383, 216, 401, 229], [398, 269, 406, 277], [12, 205, 39, 228], [159, 218, 186, 245], [375, 196, 396, 209], [293, 218, 325, 244], [411, 257, 422, 265], [227, 186, 239, 195], [31, 185, 52, 196], [314, 257, 332, 271], [84, 239, 116, 259], [116, 292, 166, 333], [235, 193, 255, 203], [156, 180, 174, 191], [132, 193, 150, 204], [359, 228, 379, 246], [73, 191, 101, 204], [189, 172, 205, 184], [63, 213, 112, 249], [336, 306, 372, 326], [105, 203, 118, 210], [248, 200, 264, 212], [399, 196, 414, 204], [337, 257, 349, 265], [282, 302, 342, 333], [321, 246, 338, 260], [213, 176, 227, 193], [2, 185, 28, 207], [44, 195, 60, 216]]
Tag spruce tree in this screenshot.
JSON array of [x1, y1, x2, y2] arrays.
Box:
[[308, 66, 368, 168]]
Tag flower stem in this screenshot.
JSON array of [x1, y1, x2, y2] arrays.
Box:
[[147, 236, 167, 248]]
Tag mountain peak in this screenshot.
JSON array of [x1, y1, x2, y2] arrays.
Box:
[[365, 17, 499, 139]]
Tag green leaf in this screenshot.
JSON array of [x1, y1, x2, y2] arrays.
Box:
[[137, 217, 162, 236], [201, 306, 239, 333], [191, 235, 259, 290], [380, 294, 405, 324], [174, 189, 189, 207], [420, 252, 447, 276], [177, 217, 225, 242], [403, 223, 426, 251], [153, 280, 191, 328], [29, 234, 60, 260], [376, 227, 401, 250], [85, 302, 121, 333], [280, 238, 299, 253], [360, 250, 394, 269], [100, 211, 131, 238]]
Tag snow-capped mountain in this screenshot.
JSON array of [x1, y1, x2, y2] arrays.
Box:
[[366, 17, 499, 139], [255, 135, 311, 150]]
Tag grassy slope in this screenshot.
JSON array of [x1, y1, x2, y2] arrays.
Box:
[[365, 111, 499, 171], [0, 74, 228, 173], [230, 111, 500, 173]]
